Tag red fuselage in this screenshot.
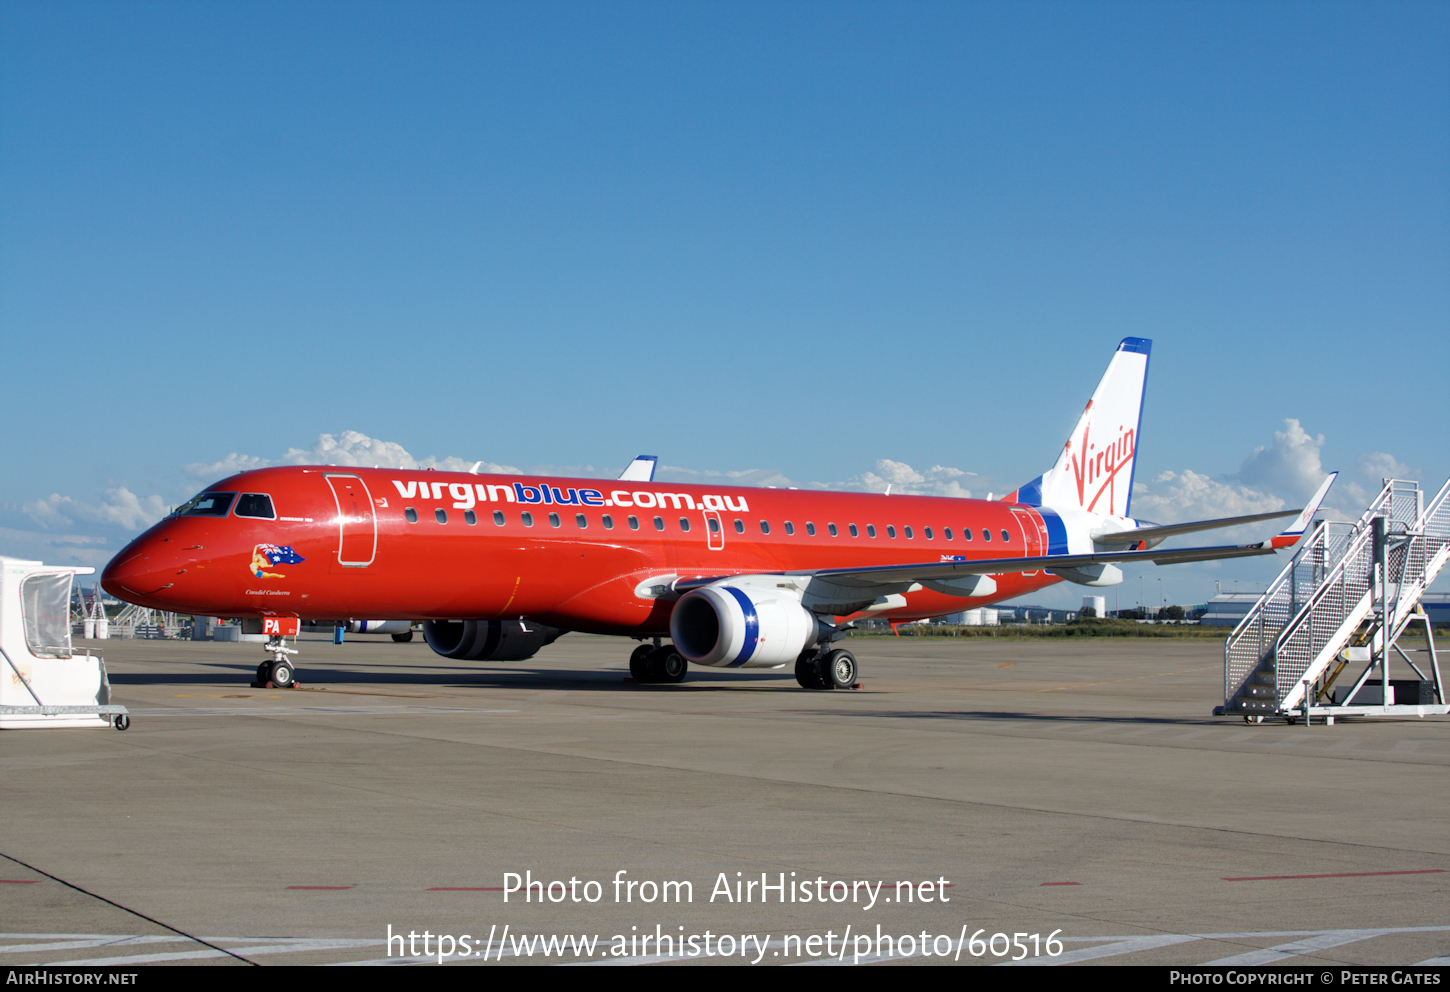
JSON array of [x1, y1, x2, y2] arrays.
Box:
[[102, 466, 1063, 633]]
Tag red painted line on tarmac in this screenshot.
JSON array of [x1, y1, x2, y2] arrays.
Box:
[[1040, 882, 1081, 886], [1222, 869, 1446, 882], [428, 887, 507, 891], [0, 880, 39, 884], [286, 885, 354, 890]]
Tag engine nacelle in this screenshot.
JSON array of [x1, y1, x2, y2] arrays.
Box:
[[670, 578, 825, 668], [345, 620, 414, 635], [422, 620, 564, 661]]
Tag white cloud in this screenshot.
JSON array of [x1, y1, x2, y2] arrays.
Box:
[[0, 527, 112, 568], [1356, 451, 1413, 482], [1232, 418, 1326, 502], [184, 453, 271, 480], [656, 465, 797, 488], [817, 459, 976, 498], [23, 487, 168, 532], [278, 431, 520, 475], [1131, 470, 1286, 524]]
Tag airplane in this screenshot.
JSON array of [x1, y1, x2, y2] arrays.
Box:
[[102, 338, 1335, 691]]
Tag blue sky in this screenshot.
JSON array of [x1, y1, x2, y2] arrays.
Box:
[[2, 1, 1446, 609]]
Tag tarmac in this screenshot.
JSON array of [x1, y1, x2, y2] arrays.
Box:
[[2, 632, 1447, 967]]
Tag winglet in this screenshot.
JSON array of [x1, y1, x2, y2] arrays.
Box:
[[618, 455, 658, 482], [1269, 472, 1337, 549]]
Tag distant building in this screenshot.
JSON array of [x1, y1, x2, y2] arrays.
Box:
[[1200, 593, 1264, 627], [1203, 591, 1450, 628]]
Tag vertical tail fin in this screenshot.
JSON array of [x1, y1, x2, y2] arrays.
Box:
[[1007, 337, 1151, 518]]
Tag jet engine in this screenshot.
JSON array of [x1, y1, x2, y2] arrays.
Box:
[[670, 579, 825, 668], [422, 620, 564, 661], [344, 620, 414, 635]]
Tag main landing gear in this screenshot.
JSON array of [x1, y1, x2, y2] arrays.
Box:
[[253, 635, 301, 689], [628, 642, 689, 684], [795, 647, 860, 690]]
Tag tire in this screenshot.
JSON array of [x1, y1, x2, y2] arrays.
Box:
[[822, 649, 857, 690], [629, 644, 654, 681], [795, 655, 823, 689], [256, 662, 271, 683], [391, 631, 414, 642], [113, 714, 130, 731], [657, 647, 688, 684], [268, 660, 295, 688]]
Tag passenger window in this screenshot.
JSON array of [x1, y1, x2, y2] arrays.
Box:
[[653, 516, 665, 531], [234, 494, 275, 519], [628, 515, 640, 530], [602, 514, 614, 529], [465, 510, 477, 525], [867, 524, 876, 538], [964, 527, 973, 541], [733, 519, 744, 534], [848, 524, 858, 537], [806, 522, 816, 536], [828, 523, 838, 537], [905, 526, 914, 539], [548, 513, 561, 528], [435, 509, 448, 524], [1001, 529, 1011, 543], [708, 517, 720, 533], [784, 521, 794, 535], [679, 517, 691, 532], [945, 527, 954, 540], [887, 525, 896, 539], [405, 507, 418, 524], [760, 520, 770, 535], [493, 510, 505, 526], [983, 529, 991, 542], [522, 512, 534, 527], [576, 513, 587, 529], [924, 526, 933, 540]]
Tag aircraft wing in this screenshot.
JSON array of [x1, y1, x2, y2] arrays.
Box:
[[1092, 509, 1300, 545], [1094, 472, 1338, 548], [802, 540, 1279, 589]]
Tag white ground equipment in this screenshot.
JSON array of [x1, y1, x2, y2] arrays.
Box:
[[0, 557, 130, 730]]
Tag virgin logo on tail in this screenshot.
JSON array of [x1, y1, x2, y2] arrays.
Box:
[[1069, 415, 1135, 513]]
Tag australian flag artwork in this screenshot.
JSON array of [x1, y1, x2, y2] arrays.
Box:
[[259, 544, 306, 566], [250, 543, 307, 578]]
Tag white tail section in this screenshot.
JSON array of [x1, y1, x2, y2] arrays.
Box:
[[1011, 338, 1150, 518]]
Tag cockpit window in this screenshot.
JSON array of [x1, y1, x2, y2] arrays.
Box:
[[175, 492, 236, 517], [234, 494, 275, 519]]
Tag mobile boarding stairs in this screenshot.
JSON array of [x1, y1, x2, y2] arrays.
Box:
[[0, 557, 130, 730], [1218, 477, 1450, 725]]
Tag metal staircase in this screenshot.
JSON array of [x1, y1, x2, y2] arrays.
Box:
[[1220, 477, 1450, 724]]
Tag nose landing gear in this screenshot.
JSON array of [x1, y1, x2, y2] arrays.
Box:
[[251, 636, 302, 689]]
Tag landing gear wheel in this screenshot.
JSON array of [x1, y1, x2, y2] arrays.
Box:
[[113, 714, 130, 731], [629, 644, 654, 681], [391, 631, 414, 642], [795, 655, 824, 689], [267, 659, 295, 688], [656, 647, 688, 684], [256, 662, 271, 684], [821, 649, 858, 690]]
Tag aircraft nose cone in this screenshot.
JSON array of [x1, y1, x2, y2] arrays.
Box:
[[102, 540, 175, 603]]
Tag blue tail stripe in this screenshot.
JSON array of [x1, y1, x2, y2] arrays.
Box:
[[1037, 507, 1071, 556]]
